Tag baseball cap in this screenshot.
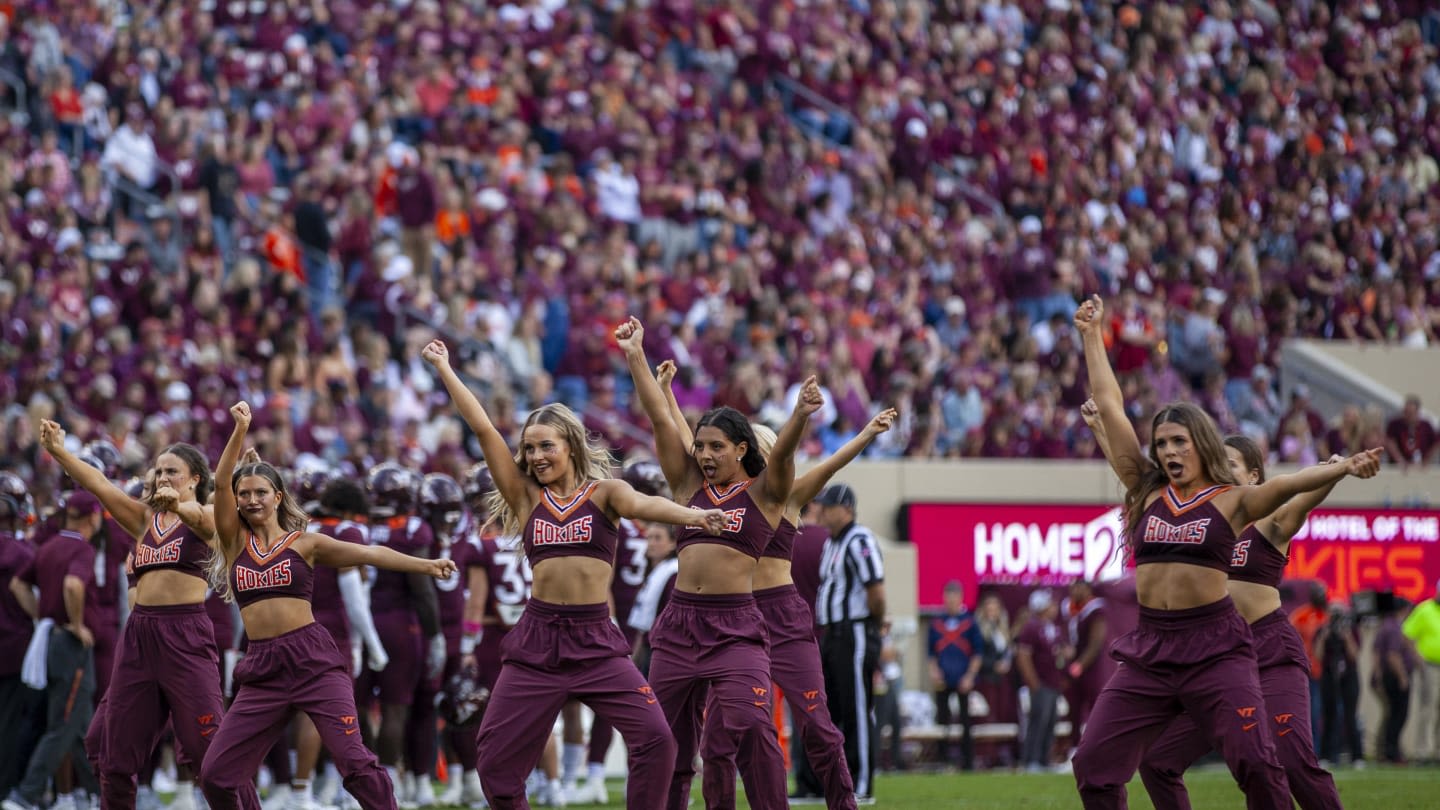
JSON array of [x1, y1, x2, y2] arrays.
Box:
[[1029, 589, 1054, 612], [814, 483, 857, 509], [65, 491, 103, 516]]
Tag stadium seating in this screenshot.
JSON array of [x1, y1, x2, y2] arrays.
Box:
[[2, 0, 1439, 498]]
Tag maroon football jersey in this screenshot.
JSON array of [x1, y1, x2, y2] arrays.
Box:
[[369, 515, 434, 614], [0, 530, 35, 676], [468, 534, 532, 627], [309, 517, 366, 630], [611, 517, 649, 629], [790, 524, 828, 611], [434, 537, 469, 638]]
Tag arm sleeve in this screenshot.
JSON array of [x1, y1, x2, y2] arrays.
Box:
[[68, 547, 97, 585], [15, 555, 36, 586], [847, 532, 884, 586], [338, 569, 385, 657], [966, 621, 985, 655]]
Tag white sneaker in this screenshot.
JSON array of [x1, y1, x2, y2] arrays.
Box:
[[137, 787, 163, 810], [523, 772, 545, 800], [437, 774, 463, 807], [153, 770, 178, 795], [411, 777, 435, 808], [460, 772, 487, 808], [285, 795, 327, 810], [51, 794, 78, 810], [538, 781, 566, 808], [564, 778, 607, 805], [335, 791, 362, 810], [317, 766, 341, 807], [2, 791, 36, 810], [169, 786, 198, 810], [262, 786, 292, 810]]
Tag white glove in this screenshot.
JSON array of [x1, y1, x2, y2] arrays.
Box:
[[426, 634, 446, 680], [368, 639, 390, 673], [459, 628, 482, 657], [351, 637, 364, 678]]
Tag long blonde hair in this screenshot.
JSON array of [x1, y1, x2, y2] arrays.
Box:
[[207, 462, 310, 602], [483, 403, 616, 538], [750, 422, 777, 458]]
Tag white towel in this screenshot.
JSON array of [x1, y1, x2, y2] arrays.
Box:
[[21, 618, 55, 690], [627, 558, 680, 633]]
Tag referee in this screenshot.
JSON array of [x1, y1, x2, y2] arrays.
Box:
[[813, 483, 885, 803]]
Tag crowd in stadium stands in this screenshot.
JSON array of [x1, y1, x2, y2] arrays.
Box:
[[4, 0, 1440, 509]]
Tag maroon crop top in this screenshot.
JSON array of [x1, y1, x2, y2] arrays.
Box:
[[230, 531, 313, 608], [1130, 485, 1237, 573], [761, 516, 797, 561], [1228, 524, 1287, 587], [133, 512, 212, 582], [522, 482, 619, 567], [676, 479, 773, 560]]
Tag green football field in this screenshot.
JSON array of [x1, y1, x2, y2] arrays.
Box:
[[524, 764, 1438, 808]]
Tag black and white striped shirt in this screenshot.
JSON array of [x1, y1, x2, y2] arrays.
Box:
[[816, 522, 884, 625]]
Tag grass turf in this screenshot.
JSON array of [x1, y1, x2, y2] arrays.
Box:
[[491, 763, 1438, 808]]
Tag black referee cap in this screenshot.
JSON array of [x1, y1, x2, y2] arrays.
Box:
[[814, 483, 857, 509]]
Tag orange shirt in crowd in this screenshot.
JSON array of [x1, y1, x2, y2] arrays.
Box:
[[1290, 603, 1328, 680], [374, 165, 399, 217], [435, 209, 471, 244], [264, 227, 304, 281]]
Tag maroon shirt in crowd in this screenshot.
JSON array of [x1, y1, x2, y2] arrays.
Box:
[[1017, 615, 1065, 691], [0, 529, 36, 677], [18, 529, 99, 628]]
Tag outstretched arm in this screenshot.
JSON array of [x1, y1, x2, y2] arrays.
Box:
[[310, 533, 457, 578], [791, 408, 897, 507], [423, 340, 531, 514], [37, 420, 147, 537], [759, 376, 823, 510], [600, 479, 728, 532], [1262, 455, 1345, 543], [1237, 449, 1383, 529], [212, 402, 252, 548], [1075, 296, 1148, 490], [657, 360, 695, 447], [617, 318, 698, 496]]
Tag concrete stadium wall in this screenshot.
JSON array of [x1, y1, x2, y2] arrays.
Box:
[[1281, 339, 1440, 421]]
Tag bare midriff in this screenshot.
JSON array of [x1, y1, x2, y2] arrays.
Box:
[[1135, 562, 1231, 611], [675, 543, 758, 595], [531, 555, 614, 605]]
